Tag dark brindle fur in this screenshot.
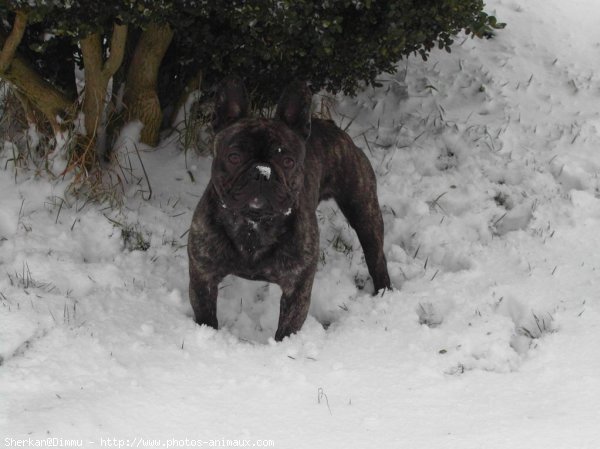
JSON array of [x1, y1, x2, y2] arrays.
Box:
[[188, 78, 391, 340]]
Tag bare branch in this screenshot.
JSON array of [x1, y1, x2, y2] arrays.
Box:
[[0, 10, 28, 74]]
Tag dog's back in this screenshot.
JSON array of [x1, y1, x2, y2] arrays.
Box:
[[306, 118, 390, 291]]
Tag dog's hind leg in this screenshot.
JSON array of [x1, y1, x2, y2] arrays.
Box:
[[335, 160, 391, 293], [337, 198, 391, 292]]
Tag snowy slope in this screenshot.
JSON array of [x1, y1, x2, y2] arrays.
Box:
[[2, 0, 600, 447]]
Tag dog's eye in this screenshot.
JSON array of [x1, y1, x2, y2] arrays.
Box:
[[282, 157, 295, 169], [227, 152, 241, 165]]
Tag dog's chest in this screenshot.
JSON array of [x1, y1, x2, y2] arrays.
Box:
[[225, 216, 284, 259], [232, 219, 269, 253]]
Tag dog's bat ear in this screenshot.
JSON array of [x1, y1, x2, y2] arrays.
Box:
[[212, 76, 249, 132], [275, 80, 312, 138]]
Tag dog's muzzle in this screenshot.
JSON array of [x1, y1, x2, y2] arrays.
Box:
[[248, 164, 272, 209]]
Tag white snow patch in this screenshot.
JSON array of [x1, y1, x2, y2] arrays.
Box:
[[26, 124, 40, 151], [256, 164, 272, 179]]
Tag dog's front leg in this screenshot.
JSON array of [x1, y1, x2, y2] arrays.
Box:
[[274, 269, 316, 341], [189, 269, 220, 330]]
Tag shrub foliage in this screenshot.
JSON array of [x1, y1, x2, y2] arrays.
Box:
[[0, 0, 503, 162]]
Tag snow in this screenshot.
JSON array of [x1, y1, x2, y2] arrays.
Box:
[[256, 164, 272, 179], [2, 0, 600, 447]]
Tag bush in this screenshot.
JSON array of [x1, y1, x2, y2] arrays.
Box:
[[162, 0, 504, 107], [0, 0, 503, 162]]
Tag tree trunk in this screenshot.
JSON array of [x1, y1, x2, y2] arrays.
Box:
[[80, 24, 127, 160], [124, 23, 174, 146], [80, 32, 105, 148], [0, 11, 74, 134]]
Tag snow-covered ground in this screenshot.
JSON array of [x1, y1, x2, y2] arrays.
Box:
[[2, 0, 600, 447]]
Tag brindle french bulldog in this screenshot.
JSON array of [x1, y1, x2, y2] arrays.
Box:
[[188, 78, 391, 341]]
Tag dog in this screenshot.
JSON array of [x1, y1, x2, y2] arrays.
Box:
[[188, 78, 391, 341]]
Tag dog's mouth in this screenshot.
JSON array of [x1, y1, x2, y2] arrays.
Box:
[[247, 195, 268, 210], [241, 208, 275, 220], [239, 195, 291, 219]]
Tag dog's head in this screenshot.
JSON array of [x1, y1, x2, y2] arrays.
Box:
[[210, 78, 312, 219]]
